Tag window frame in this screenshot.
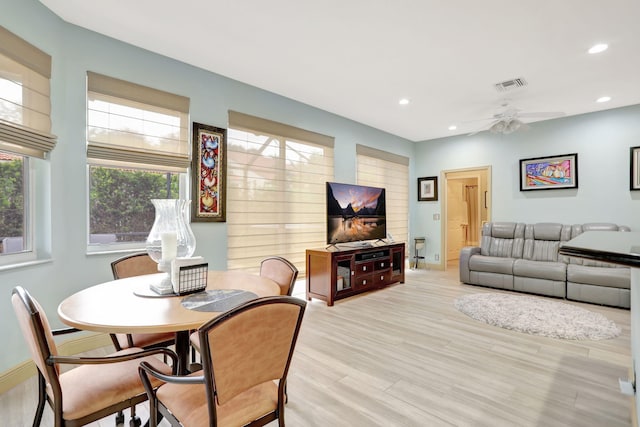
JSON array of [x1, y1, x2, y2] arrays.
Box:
[[85, 72, 190, 253], [0, 26, 54, 267]]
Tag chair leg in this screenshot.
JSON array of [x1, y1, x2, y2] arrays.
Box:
[[115, 410, 125, 425], [148, 397, 158, 427], [32, 373, 46, 427], [129, 404, 141, 427]]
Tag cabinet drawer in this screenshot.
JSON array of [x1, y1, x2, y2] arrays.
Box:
[[354, 274, 374, 288], [374, 259, 390, 270], [374, 271, 390, 285], [355, 261, 374, 275], [355, 272, 390, 288]]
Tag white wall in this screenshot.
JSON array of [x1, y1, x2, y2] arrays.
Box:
[[412, 104, 640, 263], [0, 0, 414, 373]]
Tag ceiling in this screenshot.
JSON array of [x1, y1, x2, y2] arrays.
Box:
[[40, 0, 640, 142]]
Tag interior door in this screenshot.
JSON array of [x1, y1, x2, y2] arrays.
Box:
[[446, 180, 467, 261], [442, 166, 491, 269]]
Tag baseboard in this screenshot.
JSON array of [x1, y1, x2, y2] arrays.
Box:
[[0, 333, 112, 395]]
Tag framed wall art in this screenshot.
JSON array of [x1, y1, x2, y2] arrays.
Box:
[[630, 146, 640, 190], [418, 176, 438, 201], [191, 122, 227, 222], [519, 153, 578, 191]]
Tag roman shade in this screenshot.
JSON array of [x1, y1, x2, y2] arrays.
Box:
[[356, 144, 409, 244], [86, 71, 190, 172], [227, 111, 334, 274], [0, 25, 56, 159]]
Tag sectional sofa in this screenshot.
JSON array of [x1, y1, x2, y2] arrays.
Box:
[[459, 222, 631, 308]]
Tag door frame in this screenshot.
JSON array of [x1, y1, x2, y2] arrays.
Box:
[[440, 166, 492, 269]]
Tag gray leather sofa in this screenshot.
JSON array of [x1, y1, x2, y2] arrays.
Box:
[[459, 222, 631, 308]]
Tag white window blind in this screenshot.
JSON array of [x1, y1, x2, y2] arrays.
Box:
[[356, 144, 409, 245], [87, 72, 190, 172], [227, 111, 334, 276], [0, 25, 56, 159]]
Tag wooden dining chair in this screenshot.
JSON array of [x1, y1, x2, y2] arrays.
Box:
[[11, 286, 178, 427], [110, 252, 175, 351], [140, 296, 307, 427], [260, 256, 299, 296]]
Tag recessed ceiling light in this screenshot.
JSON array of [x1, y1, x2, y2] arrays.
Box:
[[597, 96, 611, 103], [588, 43, 608, 54], [448, 125, 457, 131], [398, 98, 410, 105]]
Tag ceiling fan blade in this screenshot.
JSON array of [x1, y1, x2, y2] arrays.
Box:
[[517, 111, 566, 118]]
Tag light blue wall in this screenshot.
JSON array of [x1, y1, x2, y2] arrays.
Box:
[[3, 0, 639, 376], [0, 0, 413, 372], [412, 104, 640, 263]]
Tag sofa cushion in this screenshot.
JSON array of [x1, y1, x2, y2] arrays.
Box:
[[532, 223, 564, 241], [522, 223, 571, 262], [513, 259, 566, 281], [469, 255, 514, 275], [567, 264, 630, 289], [480, 222, 525, 258]]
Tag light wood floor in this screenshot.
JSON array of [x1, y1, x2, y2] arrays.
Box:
[[2, 263, 632, 426]]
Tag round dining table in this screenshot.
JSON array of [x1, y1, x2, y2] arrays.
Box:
[[58, 270, 280, 373]]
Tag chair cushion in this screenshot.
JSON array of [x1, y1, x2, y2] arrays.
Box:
[[190, 331, 201, 352], [157, 372, 278, 427], [56, 348, 171, 421]]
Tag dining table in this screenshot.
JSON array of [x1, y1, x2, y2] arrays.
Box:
[[58, 270, 281, 374]]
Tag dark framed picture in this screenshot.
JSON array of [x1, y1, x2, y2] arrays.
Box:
[[630, 146, 640, 190], [519, 153, 578, 191], [191, 122, 227, 222], [418, 176, 438, 201]]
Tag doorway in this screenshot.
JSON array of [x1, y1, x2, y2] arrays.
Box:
[[442, 167, 491, 268]]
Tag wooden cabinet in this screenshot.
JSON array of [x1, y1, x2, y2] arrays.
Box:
[[305, 243, 405, 306]]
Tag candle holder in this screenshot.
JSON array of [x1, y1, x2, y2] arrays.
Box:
[[146, 199, 196, 295]]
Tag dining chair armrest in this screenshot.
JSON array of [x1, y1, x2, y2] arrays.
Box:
[[50, 347, 178, 372], [139, 361, 204, 385], [51, 326, 82, 336]]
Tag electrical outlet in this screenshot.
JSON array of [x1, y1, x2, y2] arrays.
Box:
[[435, 254, 440, 261]]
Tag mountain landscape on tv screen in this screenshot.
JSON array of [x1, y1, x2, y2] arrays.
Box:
[[326, 182, 386, 244]]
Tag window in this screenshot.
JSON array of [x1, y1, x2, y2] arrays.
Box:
[[86, 72, 189, 249], [227, 111, 334, 275], [356, 144, 409, 245], [0, 26, 55, 262]]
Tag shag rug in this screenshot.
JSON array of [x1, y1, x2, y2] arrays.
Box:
[[454, 293, 621, 340]]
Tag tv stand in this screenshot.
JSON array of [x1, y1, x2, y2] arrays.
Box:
[[306, 243, 405, 306]]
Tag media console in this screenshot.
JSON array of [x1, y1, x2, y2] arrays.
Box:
[[305, 243, 405, 306]]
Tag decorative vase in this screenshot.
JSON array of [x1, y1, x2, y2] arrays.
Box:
[[146, 199, 196, 294]]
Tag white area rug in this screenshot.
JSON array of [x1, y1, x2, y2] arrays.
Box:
[[454, 293, 621, 340]]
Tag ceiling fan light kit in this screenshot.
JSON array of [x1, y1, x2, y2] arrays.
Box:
[[489, 118, 524, 134]]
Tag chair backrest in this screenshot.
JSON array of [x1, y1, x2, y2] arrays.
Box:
[[11, 286, 61, 397], [198, 296, 306, 410], [111, 252, 158, 279], [260, 256, 299, 296]]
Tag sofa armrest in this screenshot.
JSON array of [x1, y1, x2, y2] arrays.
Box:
[[459, 246, 481, 283]]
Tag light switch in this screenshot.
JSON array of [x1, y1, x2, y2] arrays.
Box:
[[433, 213, 440, 221]]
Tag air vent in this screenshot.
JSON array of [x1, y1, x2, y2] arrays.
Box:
[[494, 78, 527, 92]]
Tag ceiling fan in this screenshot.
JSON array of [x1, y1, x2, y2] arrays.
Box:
[[468, 103, 565, 136]]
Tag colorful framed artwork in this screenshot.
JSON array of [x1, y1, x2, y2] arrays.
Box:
[[519, 153, 578, 191], [191, 122, 227, 222], [630, 146, 640, 190], [418, 176, 438, 201]]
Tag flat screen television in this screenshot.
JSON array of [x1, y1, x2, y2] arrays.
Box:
[[326, 182, 386, 246]]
